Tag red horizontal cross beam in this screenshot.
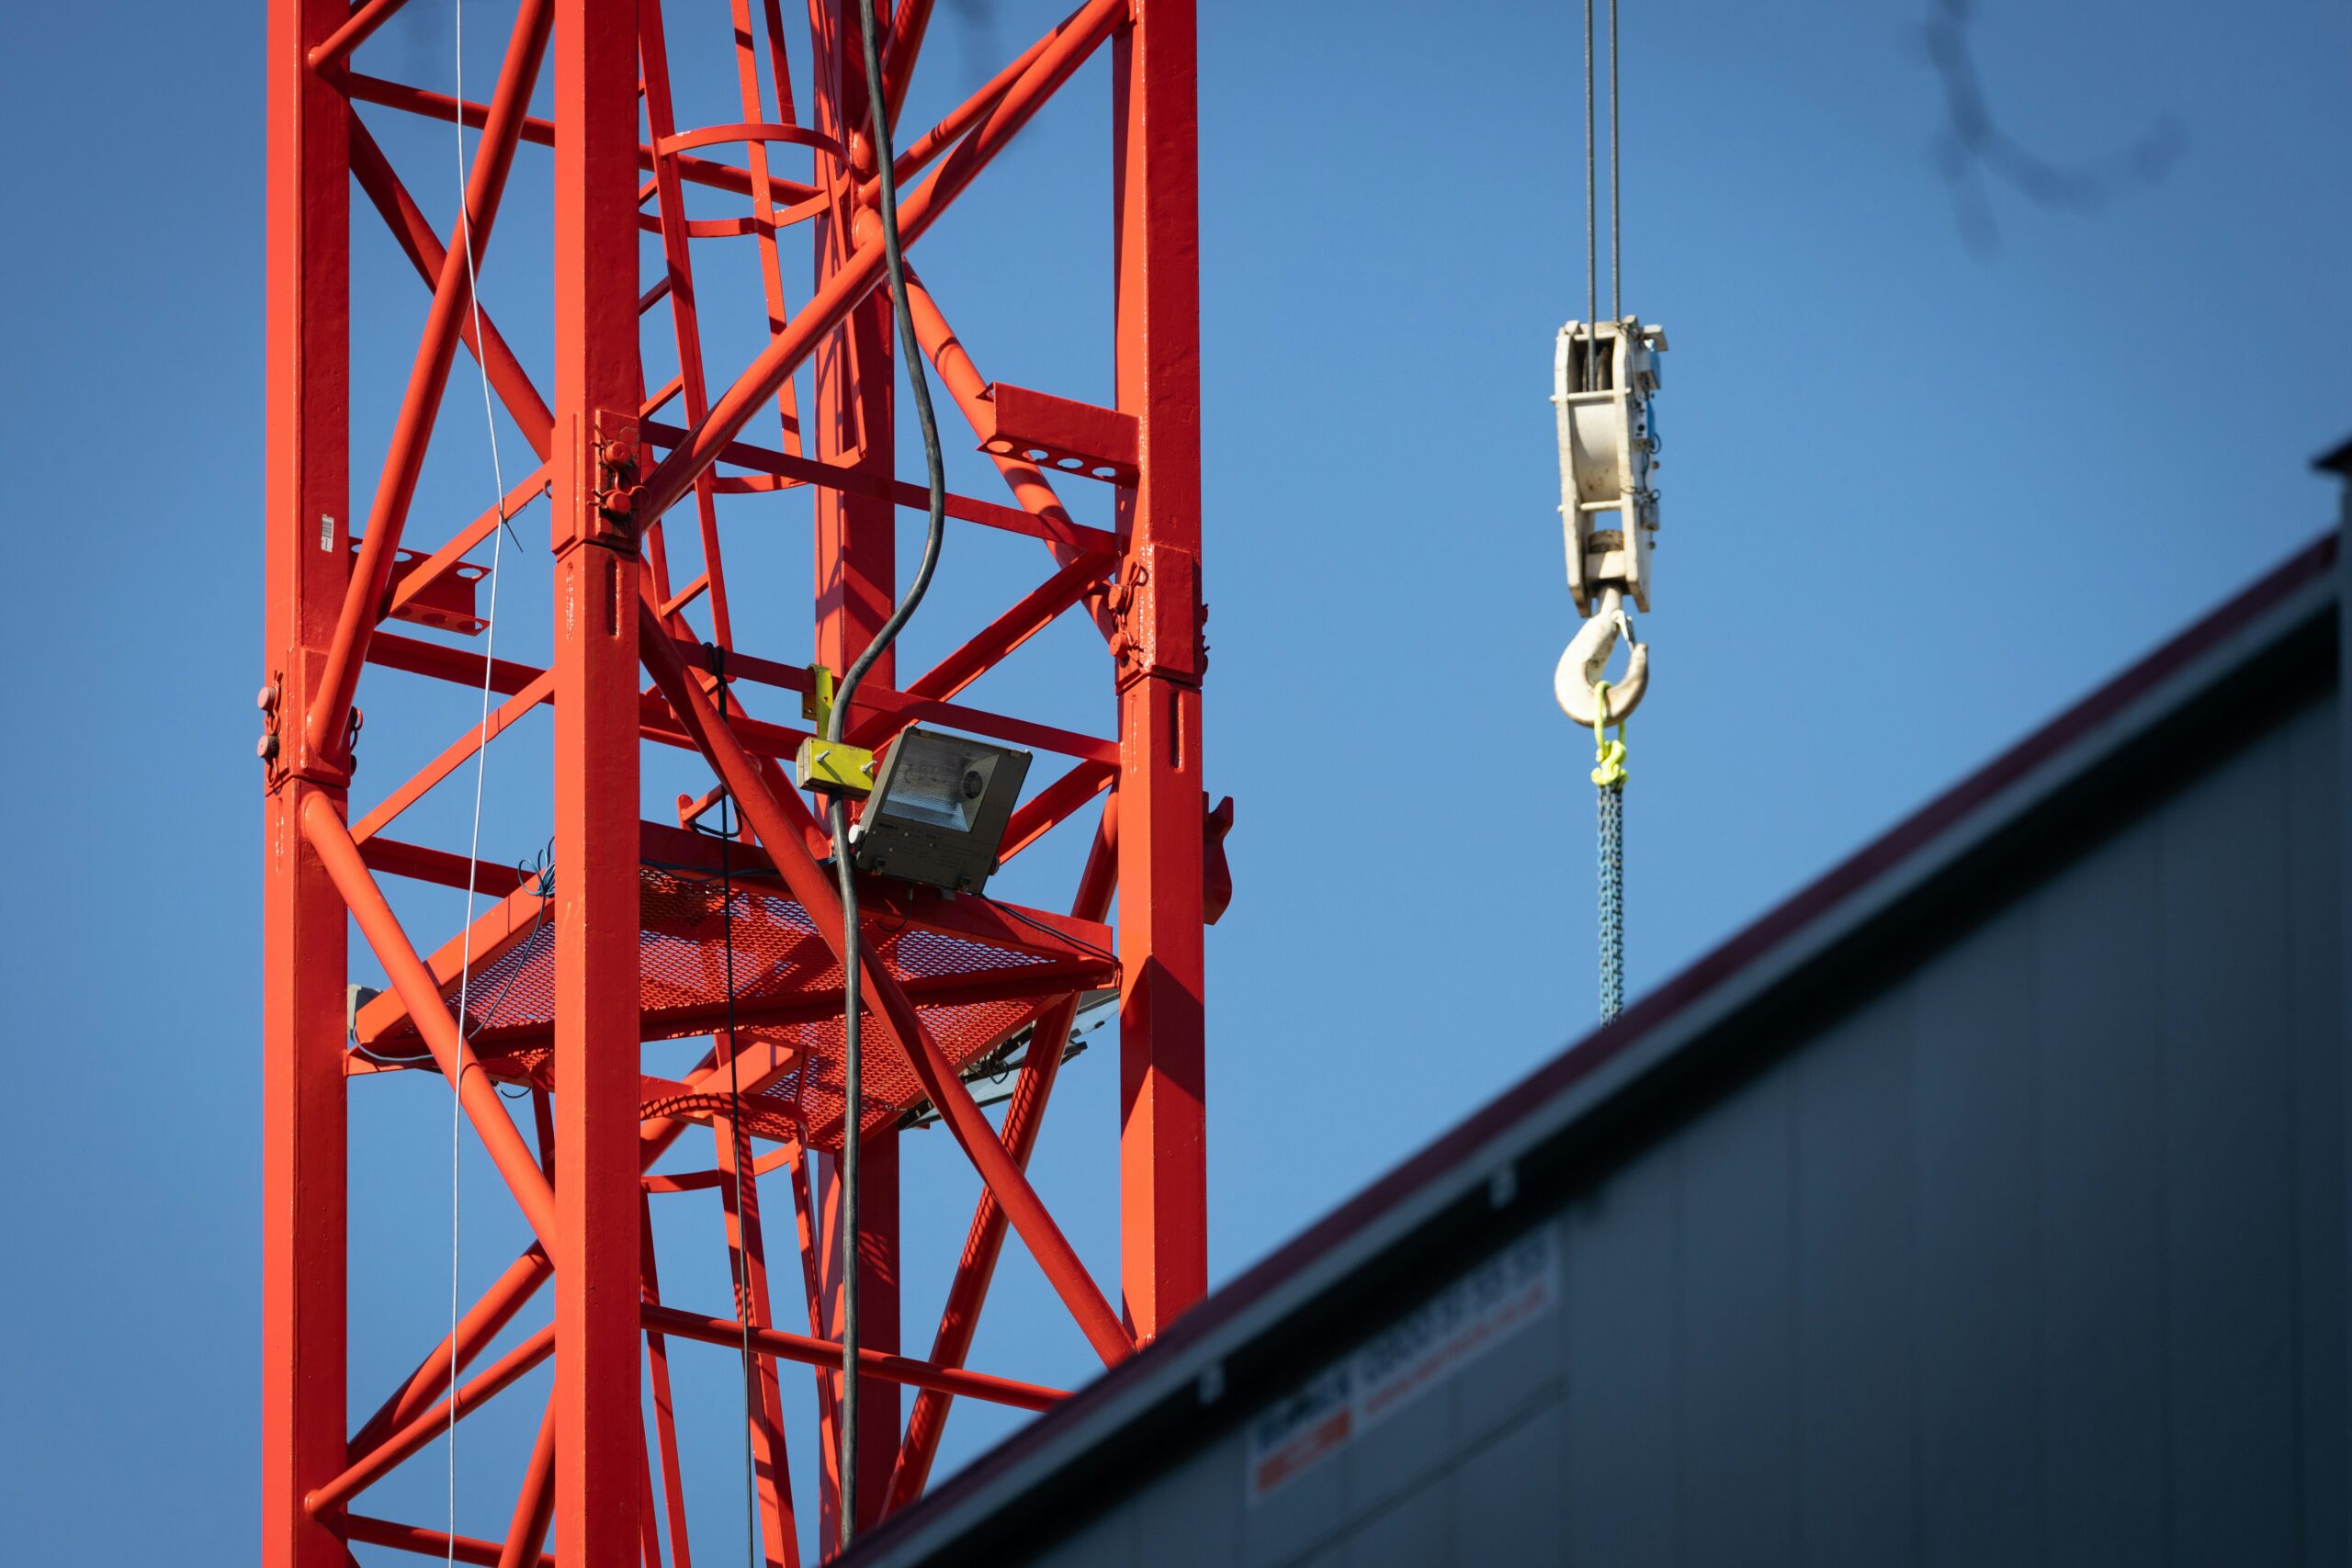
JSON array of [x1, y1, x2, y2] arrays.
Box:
[[640, 1303, 1068, 1412], [630, 0, 1130, 531], [338, 70, 815, 207], [639, 605, 1135, 1366], [636, 419, 1115, 557], [343, 1513, 554, 1568], [666, 636, 1116, 764]]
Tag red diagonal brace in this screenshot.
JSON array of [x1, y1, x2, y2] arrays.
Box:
[[715, 1113, 798, 1565], [868, 549, 1114, 728], [347, 1023, 799, 1474], [307, 0, 413, 70], [382, 466, 552, 628], [639, 604, 1133, 1366], [351, 668, 555, 843], [308, 1324, 556, 1516], [637, 0, 737, 647], [881, 0, 935, 127], [639, 1304, 1069, 1411], [887, 795, 1119, 1510], [301, 793, 560, 1258], [347, 1246, 552, 1460], [347, 116, 556, 458], [901, 269, 1118, 641], [306, 0, 551, 764], [344, 1514, 555, 1568], [631, 0, 1127, 532], [495, 1395, 559, 1568]]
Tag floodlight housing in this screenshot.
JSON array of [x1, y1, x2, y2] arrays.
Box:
[[851, 727, 1032, 894]]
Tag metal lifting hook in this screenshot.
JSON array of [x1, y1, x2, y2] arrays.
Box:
[[1554, 585, 1648, 728]]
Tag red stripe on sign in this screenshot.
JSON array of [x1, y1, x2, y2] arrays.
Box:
[[1250, 1408, 1354, 1496]]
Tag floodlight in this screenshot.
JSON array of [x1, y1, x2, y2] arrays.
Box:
[[849, 727, 1032, 894]]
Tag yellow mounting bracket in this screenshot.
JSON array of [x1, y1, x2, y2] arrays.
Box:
[[801, 663, 836, 728], [795, 667, 876, 795], [796, 736, 876, 795]]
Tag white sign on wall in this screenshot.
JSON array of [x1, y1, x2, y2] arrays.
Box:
[[1243, 1226, 1559, 1503]]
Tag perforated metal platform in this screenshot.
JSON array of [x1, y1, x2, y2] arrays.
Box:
[[352, 867, 1117, 1149]]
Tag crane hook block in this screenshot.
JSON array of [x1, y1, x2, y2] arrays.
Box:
[[1554, 318, 1668, 615]]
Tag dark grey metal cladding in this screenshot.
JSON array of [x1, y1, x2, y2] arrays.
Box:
[[989, 694, 2345, 1568], [841, 539, 2345, 1568]]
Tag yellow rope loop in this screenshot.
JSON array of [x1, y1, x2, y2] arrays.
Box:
[[1589, 679, 1629, 787]]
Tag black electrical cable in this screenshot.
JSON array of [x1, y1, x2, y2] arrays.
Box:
[[838, 0, 949, 1543]]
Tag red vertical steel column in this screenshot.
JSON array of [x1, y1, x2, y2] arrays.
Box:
[[270, 0, 1216, 1541], [551, 0, 642, 1561], [263, 2, 349, 1562], [811, 0, 902, 1533], [1111, 0, 1208, 1343]]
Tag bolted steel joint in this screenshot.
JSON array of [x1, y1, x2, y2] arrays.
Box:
[[1110, 546, 1205, 689], [257, 671, 287, 770], [588, 414, 646, 550], [594, 436, 639, 479]]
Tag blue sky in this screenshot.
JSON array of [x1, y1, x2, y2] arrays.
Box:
[[3, 0, 2346, 1561]]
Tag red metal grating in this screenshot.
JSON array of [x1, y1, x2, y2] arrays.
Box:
[[357, 869, 1100, 1148], [735, 998, 1045, 1148]]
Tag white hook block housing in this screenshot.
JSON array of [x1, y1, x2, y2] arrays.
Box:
[[1554, 318, 1668, 614]]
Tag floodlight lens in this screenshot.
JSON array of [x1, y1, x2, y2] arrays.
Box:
[[876, 732, 987, 831]]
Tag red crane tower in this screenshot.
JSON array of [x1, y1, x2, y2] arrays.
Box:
[[261, 0, 1215, 1562]]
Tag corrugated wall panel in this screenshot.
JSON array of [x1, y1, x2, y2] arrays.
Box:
[[2159, 736, 2305, 1561], [979, 693, 2341, 1568], [1793, 991, 1917, 1566], [2290, 702, 2348, 1565], [2033, 825, 2167, 1563], [1564, 1147, 1679, 1565], [1675, 1067, 1800, 1568], [1913, 910, 2044, 1565]]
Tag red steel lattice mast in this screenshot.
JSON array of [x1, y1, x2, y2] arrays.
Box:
[[262, 1, 1214, 1561]]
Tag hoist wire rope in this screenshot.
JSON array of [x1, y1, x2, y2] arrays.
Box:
[[708, 646, 760, 1568], [1583, 0, 1596, 357], [1581, 0, 1627, 1024], [837, 0, 951, 1543], [1610, 0, 1621, 321], [446, 0, 519, 1557]]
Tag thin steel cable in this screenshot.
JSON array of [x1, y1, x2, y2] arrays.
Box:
[[711, 648, 759, 1568], [447, 0, 516, 1557], [1609, 0, 1621, 321], [973, 891, 1118, 965], [1583, 0, 1596, 355], [840, 0, 952, 1541], [1590, 3, 1627, 1023]]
